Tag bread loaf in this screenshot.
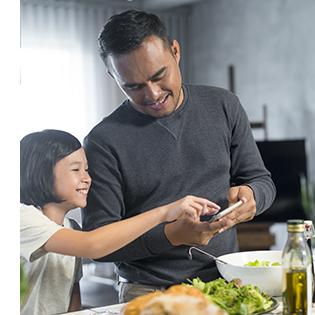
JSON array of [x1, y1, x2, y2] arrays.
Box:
[[119, 285, 228, 315]]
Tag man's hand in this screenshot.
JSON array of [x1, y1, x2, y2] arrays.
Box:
[[226, 185, 256, 224], [164, 186, 256, 247], [164, 216, 232, 246]]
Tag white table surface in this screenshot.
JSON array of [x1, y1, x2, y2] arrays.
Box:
[[57, 297, 315, 314], [56, 303, 125, 314]]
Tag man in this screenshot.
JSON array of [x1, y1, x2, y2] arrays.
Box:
[[82, 10, 276, 302]]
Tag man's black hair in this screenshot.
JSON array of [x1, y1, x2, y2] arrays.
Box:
[[98, 10, 172, 68]]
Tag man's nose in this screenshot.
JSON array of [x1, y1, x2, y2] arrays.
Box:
[[143, 82, 161, 100]]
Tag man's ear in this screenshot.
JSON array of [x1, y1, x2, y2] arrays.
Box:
[[171, 40, 181, 64]]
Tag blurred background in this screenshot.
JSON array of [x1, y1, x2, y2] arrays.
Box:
[[19, 0, 315, 309]]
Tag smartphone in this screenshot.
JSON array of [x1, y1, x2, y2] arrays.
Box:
[[209, 200, 243, 223]]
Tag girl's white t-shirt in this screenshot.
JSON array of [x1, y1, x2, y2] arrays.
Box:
[[20, 204, 82, 315]]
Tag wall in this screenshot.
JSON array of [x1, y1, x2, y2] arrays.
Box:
[[189, 0, 315, 184]]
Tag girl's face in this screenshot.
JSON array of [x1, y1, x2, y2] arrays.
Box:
[[53, 147, 91, 211]]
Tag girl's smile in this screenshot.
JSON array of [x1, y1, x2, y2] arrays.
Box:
[[76, 189, 89, 195], [53, 147, 91, 212]]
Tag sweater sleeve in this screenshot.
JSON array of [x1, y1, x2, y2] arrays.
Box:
[[227, 94, 276, 215], [82, 137, 173, 262]]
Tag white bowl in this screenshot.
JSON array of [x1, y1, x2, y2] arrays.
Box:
[[216, 250, 282, 296]]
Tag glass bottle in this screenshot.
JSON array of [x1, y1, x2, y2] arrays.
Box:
[[304, 220, 315, 303], [282, 220, 312, 315]]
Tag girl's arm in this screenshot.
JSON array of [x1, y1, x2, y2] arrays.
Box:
[[68, 282, 82, 312], [43, 195, 220, 259]]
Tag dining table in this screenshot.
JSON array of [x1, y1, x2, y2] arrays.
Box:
[[56, 296, 315, 315]]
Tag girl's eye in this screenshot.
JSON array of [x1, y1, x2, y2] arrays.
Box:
[[72, 169, 79, 172]]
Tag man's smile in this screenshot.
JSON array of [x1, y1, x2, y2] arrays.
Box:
[[146, 94, 169, 110]]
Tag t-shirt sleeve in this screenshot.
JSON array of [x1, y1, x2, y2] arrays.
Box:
[[67, 217, 83, 282], [20, 204, 63, 263]]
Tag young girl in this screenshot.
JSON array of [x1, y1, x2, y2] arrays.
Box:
[[20, 129, 221, 315]]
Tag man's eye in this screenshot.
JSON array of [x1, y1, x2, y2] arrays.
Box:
[[152, 75, 164, 82], [130, 85, 143, 91]]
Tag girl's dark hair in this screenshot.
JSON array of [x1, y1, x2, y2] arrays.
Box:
[[98, 10, 172, 68], [20, 129, 82, 207]]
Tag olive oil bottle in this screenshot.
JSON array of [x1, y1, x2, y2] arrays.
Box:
[[282, 220, 312, 315]]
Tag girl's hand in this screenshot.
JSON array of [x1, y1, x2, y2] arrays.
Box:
[[163, 195, 221, 222]]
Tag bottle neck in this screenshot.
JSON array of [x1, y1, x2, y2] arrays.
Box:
[[288, 231, 305, 239], [287, 231, 308, 250]]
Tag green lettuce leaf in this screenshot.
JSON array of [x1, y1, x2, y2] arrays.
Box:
[[184, 277, 273, 315]]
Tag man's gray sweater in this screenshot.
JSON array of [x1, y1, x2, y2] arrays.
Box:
[[82, 84, 276, 286]]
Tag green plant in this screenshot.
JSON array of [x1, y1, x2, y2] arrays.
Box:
[[300, 173, 315, 222], [20, 262, 28, 303]]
